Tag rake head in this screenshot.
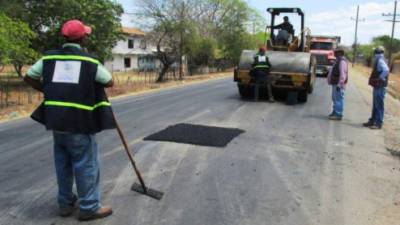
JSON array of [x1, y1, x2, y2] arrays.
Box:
[[131, 182, 164, 200]]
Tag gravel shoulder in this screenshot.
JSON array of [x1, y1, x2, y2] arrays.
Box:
[[350, 66, 400, 156]]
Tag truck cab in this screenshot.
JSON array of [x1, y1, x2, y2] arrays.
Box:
[[309, 36, 340, 76]]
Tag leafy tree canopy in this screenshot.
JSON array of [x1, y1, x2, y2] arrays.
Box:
[[137, 0, 266, 78], [0, 13, 37, 76], [0, 0, 124, 61], [372, 35, 400, 55]]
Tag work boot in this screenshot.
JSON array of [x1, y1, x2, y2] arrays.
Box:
[[268, 97, 275, 103], [369, 124, 382, 130], [363, 121, 374, 127], [329, 114, 342, 121], [60, 207, 75, 217], [78, 206, 113, 221], [59, 195, 78, 217]]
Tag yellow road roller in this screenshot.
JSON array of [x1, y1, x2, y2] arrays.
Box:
[[234, 8, 316, 103]]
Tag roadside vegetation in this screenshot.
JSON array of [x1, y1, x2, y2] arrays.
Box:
[[0, 0, 265, 80], [344, 34, 400, 100], [0, 70, 231, 122], [346, 35, 400, 67], [0, 0, 124, 67], [0, 0, 265, 121], [353, 64, 400, 100], [136, 0, 266, 81]]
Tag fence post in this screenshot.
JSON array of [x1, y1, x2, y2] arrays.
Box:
[[28, 87, 32, 104], [5, 77, 10, 107], [0, 82, 3, 109], [145, 70, 147, 86], [18, 83, 21, 105]]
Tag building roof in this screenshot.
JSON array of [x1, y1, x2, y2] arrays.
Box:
[[122, 27, 146, 36]]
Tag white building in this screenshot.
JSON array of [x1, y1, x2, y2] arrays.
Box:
[[105, 27, 160, 72]]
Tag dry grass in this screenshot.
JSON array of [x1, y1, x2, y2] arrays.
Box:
[[106, 71, 231, 98], [0, 76, 43, 121], [0, 65, 29, 76], [0, 71, 232, 122]]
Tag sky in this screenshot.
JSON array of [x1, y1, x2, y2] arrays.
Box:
[[117, 0, 400, 45]]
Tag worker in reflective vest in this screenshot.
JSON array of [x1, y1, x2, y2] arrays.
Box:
[[251, 46, 274, 102], [24, 20, 115, 221]]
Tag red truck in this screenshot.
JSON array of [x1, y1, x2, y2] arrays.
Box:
[[309, 36, 341, 76]]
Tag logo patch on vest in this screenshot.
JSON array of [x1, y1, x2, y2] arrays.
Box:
[[52, 61, 82, 84], [258, 56, 266, 62]]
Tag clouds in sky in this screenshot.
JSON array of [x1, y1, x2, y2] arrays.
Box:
[[307, 2, 399, 45]]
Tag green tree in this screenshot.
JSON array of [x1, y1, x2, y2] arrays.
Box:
[[137, 0, 264, 80], [0, 0, 124, 62], [185, 33, 218, 71], [138, 0, 203, 81], [184, 0, 265, 69], [372, 35, 400, 56], [0, 13, 38, 77], [212, 0, 264, 64], [357, 44, 375, 66], [147, 21, 187, 82]]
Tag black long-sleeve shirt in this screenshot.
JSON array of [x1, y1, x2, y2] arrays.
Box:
[[272, 22, 294, 35]]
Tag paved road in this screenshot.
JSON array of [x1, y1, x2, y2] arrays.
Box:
[[1, 77, 400, 225]]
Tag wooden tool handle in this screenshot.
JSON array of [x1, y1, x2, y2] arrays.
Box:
[[111, 109, 148, 193]]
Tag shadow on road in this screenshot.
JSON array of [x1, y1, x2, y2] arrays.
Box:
[[302, 114, 365, 129]]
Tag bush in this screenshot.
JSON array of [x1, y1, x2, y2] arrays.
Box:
[[0, 13, 38, 77]]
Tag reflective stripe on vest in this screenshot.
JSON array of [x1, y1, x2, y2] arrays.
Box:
[[44, 101, 111, 111], [254, 65, 269, 69], [42, 55, 100, 65]]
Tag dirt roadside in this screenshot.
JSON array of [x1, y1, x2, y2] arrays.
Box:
[[354, 65, 400, 100], [0, 72, 232, 123], [350, 65, 400, 156]]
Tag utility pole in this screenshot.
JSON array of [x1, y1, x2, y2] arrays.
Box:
[[351, 5, 365, 67], [382, 0, 400, 68]]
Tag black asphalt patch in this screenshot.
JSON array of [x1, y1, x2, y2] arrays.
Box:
[[144, 123, 245, 147]]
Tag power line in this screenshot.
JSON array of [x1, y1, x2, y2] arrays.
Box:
[[382, 0, 400, 67], [351, 5, 365, 67]]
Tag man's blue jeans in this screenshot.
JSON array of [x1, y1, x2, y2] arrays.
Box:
[[331, 85, 345, 117], [369, 87, 386, 126], [53, 132, 101, 215]]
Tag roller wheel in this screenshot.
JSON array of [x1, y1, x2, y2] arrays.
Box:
[[298, 90, 308, 103], [308, 83, 314, 94], [238, 85, 252, 98]]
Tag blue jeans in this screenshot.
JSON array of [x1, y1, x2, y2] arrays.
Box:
[[53, 132, 101, 215], [369, 87, 386, 126], [331, 85, 345, 117]]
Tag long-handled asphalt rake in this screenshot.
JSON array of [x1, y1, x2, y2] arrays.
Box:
[[111, 110, 164, 200]]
